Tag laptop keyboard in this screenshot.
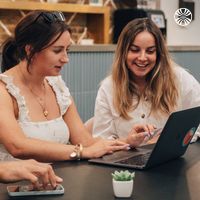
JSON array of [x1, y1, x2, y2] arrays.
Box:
[[115, 152, 151, 166]]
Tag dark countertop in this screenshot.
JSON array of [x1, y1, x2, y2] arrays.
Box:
[[0, 141, 200, 200]]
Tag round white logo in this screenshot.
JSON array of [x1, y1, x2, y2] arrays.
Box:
[[174, 8, 192, 26]]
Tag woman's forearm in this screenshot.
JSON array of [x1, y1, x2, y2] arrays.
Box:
[[5, 137, 75, 162]]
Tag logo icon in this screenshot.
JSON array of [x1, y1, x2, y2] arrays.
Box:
[[182, 127, 196, 147], [174, 8, 192, 26]]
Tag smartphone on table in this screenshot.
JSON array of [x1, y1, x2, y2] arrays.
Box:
[[7, 184, 64, 197]]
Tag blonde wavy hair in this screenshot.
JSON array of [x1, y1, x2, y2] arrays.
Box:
[[112, 18, 179, 119]]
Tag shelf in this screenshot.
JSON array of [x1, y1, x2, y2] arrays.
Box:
[[0, 1, 109, 14], [0, 1, 110, 43]]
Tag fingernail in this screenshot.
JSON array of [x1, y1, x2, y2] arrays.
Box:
[[124, 144, 131, 150], [57, 177, 63, 182]]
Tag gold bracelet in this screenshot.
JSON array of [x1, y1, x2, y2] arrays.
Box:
[[77, 144, 83, 160]]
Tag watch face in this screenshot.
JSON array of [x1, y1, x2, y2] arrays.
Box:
[[70, 152, 77, 158]]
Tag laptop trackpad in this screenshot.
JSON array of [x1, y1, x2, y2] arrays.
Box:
[[102, 148, 151, 162]]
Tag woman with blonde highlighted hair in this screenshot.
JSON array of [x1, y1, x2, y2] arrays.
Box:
[[93, 18, 200, 147]]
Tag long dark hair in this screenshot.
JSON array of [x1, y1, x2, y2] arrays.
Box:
[[1, 10, 70, 72]]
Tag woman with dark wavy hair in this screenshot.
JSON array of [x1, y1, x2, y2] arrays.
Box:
[[93, 18, 200, 147], [0, 10, 131, 161]]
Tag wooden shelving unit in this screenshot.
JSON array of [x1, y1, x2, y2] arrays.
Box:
[[0, 1, 110, 44]]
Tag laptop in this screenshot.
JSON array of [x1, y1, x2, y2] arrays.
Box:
[[89, 106, 200, 169]]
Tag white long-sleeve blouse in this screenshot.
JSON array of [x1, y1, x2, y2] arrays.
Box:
[[93, 66, 200, 141]]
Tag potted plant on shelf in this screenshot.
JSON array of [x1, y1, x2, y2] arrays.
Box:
[[111, 170, 135, 198]]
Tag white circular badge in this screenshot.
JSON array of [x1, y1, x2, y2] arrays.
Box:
[[174, 8, 192, 26]]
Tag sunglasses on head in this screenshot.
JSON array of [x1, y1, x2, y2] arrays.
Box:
[[34, 11, 66, 24], [42, 12, 65, 22]]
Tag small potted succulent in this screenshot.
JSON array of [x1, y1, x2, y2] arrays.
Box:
[[112, 170, 135, 198]]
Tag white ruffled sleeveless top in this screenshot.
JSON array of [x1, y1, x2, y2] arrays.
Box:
[[0, 74, 71, 161]]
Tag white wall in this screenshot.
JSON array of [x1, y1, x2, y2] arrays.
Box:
[[160, 0, 200, 46]]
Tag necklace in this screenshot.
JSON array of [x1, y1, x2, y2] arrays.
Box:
[[18, 66, 49, 119], [29, 83, 49, 118]]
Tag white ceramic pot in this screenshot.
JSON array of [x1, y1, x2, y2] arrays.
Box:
[[112, 179, 134, 198]]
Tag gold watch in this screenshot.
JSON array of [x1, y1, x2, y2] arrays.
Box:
[[70, 144, 83, 160]]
